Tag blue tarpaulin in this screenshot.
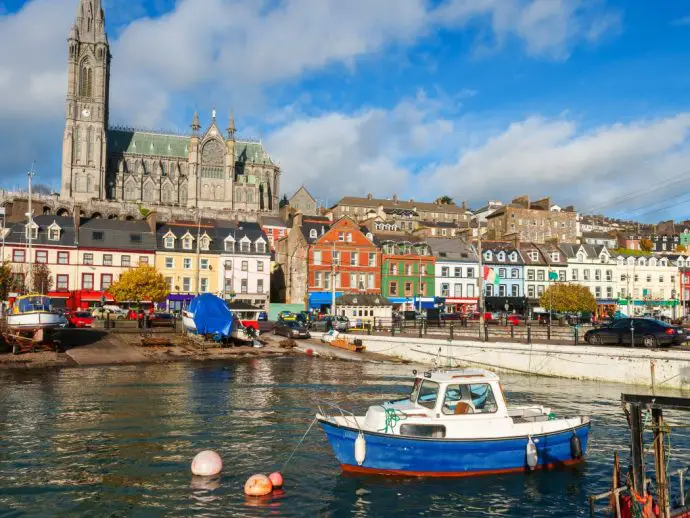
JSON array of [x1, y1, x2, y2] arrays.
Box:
[[188, 294, 234, 338]]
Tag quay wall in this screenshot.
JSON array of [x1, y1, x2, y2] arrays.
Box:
[[349, 335, 690, 390]]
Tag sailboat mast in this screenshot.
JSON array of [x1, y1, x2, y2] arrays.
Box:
[[27, 165, 34, 293]]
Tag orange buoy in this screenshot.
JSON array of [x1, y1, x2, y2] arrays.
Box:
[[268, 471, 284, 489], [244, 474, 273, 497], [191, 450, 223, 476], [305, 348, 314, 356]]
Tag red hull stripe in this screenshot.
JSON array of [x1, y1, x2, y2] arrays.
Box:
[[340, 457, 584, 478]]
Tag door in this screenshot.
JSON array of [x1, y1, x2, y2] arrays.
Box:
[[602, 319, 631, 344], [630, 319, 655, 346]]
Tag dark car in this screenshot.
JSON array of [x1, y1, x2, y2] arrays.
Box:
[[441, 312, 461, 320], [273, 320, 311, 339], [584, 318, 685, 348], [149, 312, 176, 328]]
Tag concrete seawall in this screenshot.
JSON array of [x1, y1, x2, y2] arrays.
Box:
[[350, 334, 690, 390]]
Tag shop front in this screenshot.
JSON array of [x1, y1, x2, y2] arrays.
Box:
[[484, 296, 529, 316], [617, 298, 679, 319], [444, 297, 479, 314], [308, 291, 343, 313], [166, 293, 195, 312], [596, 298, 618, 320]]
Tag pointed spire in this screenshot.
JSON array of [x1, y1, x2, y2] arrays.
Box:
[[191, 110, 201, 134], [69, 23, 80, 41], [227, 111, 236, 139]]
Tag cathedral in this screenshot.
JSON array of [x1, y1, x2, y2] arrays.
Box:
[[59, 0, 280, 219]]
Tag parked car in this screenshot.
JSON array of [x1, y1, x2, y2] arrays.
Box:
[[279, 311, 297, 321], [149, 312, 176, 328], [311, 316, 350, 332], [273, 320, 311, 339], [68, 311, 94, 328], [91, 307, 127, 320], [441, 312, 461, 320], [507, 315, 524, 326], [584, 318, 685, 348]]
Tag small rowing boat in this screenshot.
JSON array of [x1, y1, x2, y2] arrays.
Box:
[[317, 368, 590, 477]]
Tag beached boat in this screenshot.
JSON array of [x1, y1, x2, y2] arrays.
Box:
[[182, 310, 197, 333], [181, 294, 234, 340], [7, 295, 67, 332], [317, 368, 590, 477]]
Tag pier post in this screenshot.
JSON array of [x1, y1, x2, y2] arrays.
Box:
[[419, 322, 423, 338], [629, 403, 646, 497], [652, 408, 670, 518], [484, 324, 489, 342], [449, 323, 454, 341], [527, 324, 532, 344], [510, 325, 514, 339]]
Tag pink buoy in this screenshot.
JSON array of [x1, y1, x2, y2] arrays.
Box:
[[268, 471, 284, 489], [191, 450, 223, 476], [305, 348, 314, 356], [244, 474, 273, 497]]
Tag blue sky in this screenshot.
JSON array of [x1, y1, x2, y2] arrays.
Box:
[[1, 0, 690, 222]]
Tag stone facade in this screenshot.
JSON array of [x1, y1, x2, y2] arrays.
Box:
[[289, 186, 318, 216], [59, 0, 280, 219]]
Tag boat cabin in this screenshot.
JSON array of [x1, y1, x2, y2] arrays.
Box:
[[227, 301, 263, 331], [12, 295, 52, 314]]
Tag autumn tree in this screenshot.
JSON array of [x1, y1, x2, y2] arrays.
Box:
[[0, 262, 19, 301], [30, 263, 53, 293], [539, 283, 596, 314], [640, 238, 653, 252], [675, 244, 687, 253], [108, 265, 170, 305]]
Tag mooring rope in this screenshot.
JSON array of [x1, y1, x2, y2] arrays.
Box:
[[281, 416, 318, 472], [378, 406, 407, 434]]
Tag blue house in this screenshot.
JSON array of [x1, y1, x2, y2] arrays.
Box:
[[481, 241, 527, 314]]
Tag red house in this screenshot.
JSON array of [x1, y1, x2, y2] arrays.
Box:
[[307, 217, 381, 311]]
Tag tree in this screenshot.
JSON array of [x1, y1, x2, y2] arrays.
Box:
[[436, 196, 454, 205], [33, 183, 53, 195], [676, 244, 687, 253], [279, 195, 289, 209], [30, 263, 53, 293], [640, 238, 653, 252], [539, 283, 596, 314], [0, 262, 19, 301], [108, 265, 170, 305]]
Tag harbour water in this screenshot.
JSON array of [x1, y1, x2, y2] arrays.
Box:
[[1, 357, 690, 517]]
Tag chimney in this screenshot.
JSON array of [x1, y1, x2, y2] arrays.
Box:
[[73, 204, 81, 239], [146, 211, 157, 233], [392, 194, 398, 204], [366, 193, 373, 200], [293, 212, 304, 228]]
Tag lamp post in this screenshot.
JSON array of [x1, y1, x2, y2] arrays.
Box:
[[504, 300, 509, 325]]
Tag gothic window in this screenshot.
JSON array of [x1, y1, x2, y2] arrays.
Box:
[[138, 160, 146, 175], [247, 190, 254, 204], [74, 126, 81, 162], [79, 61, 93, 98], [86, 175, 93, 193], [161, 183, 173, 204], [214, 185, 222, 200], [236, 188, 243, 203], [142, 182, 155, 202], [202, 184, 210, 199], [124, 181, 137, 201], [86, 126, 93, 163], [161, 163, 167, 176], [200, 139, 225, 179], [75, 174, 86, 193], [179, 183, 188, 204]]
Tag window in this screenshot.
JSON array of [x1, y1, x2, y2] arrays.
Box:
[[499, 268, 506, 279], [25, 225, 38, 240], [572, 269, 578, 281], [499, 285, 506, 297], [200, 278, 209, 292], [559, 271, 565, 282], [309, 229, 318, 239], [56, 274, 69, 291], [646, 275, 652, 283], [165, 277, 174, 291], [405, 282, 413, 296], [130, 234, 142, 244], [241, 278, 248, 294], [315, 272, 322, 288], [405, 264, 412, 275], [182, 237, 193, 250], [200, 259, 209, 270], [467, 268, 474, 278], [368, 253, 376, 267], [224, 240, 235, 252], [257, 261, 264, 272], [58, 251, 69, 265], [634, 274, 639, 282], [485, 284, 493, 296], [595, 287, 602, 298], [391, 263, 398, 275], [82, 273, 94, 290], [164, 236, 175, 249], [36, 250, 48, 263], [606, 270, 613, 281], [242, 261, 248, 271], [441, 383, 497, 415], [537, 270, 544, 281], [92, 231, 104, 242], [256, 241, 266, 253], [607, 287, 613, 298], [416, 380, 440, 410], [511, 268, 518, 279], [102, 254, 113, 266], [351, 253, 358, 266], [511, 285, 519, 297], [139, 256, 149, 266], [441, 266, 449, 277], [390, 282, 398, 296], [537, 285, 544, 296], [583, 269, 590, 281], [595, 270, 601, 281], [454, 284, 462, 297], [101, 274, 113, 290], [332, 251, 340, 265], [165, 257, 174, 269], [182, 277, 191, 292], [441, 283, 450, 297], [528, 285, 535, 298], [338, 232, 345, 241], [313, 251, 322, 265], [183, 258, 192, 269], [257, 279, 264, 293], [49, 227, 60, 241], [83, 253, 94, 265], [346, 233, 353, 242]]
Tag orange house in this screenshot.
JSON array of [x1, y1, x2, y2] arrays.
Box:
[[307, 217, 381, 310]]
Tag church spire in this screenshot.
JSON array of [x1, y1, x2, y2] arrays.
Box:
[[74, 0, 107, 44], [191, 110, 201, 133], [227, 111, 236, 140]]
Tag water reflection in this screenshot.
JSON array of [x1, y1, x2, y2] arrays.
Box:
[[1, 358, 690, 516]]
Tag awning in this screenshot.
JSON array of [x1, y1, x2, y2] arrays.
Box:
[[445, 297, 478, 304], [76, 290, 115, 302], [167, 294, 195, 302], [596, 298, 618, 305], [618, 299, 679, 307], [308, 291, 342, 308]]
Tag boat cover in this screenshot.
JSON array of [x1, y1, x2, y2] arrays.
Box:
[[188, 294, 234, 337]]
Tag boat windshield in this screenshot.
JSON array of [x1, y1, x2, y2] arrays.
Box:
[[442, 383, 498, 415], [16, 296, 51, 313], [416, 380, 440, 410]]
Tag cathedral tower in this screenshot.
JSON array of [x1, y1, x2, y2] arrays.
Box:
[[61, 0, 110, 202]]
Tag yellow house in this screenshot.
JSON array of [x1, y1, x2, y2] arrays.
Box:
[[155, 222, 221, 311]]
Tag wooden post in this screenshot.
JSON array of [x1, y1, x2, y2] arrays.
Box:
[[652, 408, 670, 518], [630, 403, 646, 496]]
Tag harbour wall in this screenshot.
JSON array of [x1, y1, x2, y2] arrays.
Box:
[[349, 335, 690, 390]]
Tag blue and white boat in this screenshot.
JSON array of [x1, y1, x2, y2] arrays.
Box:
[[317, 368, 590, 477]]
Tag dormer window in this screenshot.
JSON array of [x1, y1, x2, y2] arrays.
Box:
[[509, 252, 517, 262], [309, 229, 318, 239], [529, 251, 538, 261], [551, 252, 560, 262], [25, 222, 38, 240], [200, 235, 210, 251], [224, 235, 235, 252], [577, 253, 585, 262], [240, 238, 250, 253], [497, 252, 506, 262], [164, 233, 175, 249], [48, 223, 61, 241], [182, 237, 193, 250], [256, 240, 266, 254], [484, 251, 492, 261]]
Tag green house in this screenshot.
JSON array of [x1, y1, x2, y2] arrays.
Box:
[[380, 237, 435, 309]]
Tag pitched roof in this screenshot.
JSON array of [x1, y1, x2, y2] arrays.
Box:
[[79, 218, 157, 250], [4, 215, 76, 247], [259, 215, 288, 228], [481, 241, 524, 264], [289, 185, 316, 202], [301, 220, 330, 243], [157, 221, 269, 255], [336, 293, 393, 306], [426, 238, 477, 262], [334, 196, 467, 214]]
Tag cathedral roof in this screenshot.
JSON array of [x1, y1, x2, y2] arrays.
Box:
[[108, 128, 275, 165]]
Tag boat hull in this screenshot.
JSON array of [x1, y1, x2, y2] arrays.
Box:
[[6, 312, 65, 331], [182, 313, 197, 333], [319, 419, 590, 477]]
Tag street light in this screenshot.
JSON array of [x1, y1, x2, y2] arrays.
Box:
[[504, 300, 509, 325]]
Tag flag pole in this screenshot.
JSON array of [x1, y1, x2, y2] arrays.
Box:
[[476, 223, 484, 340]]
